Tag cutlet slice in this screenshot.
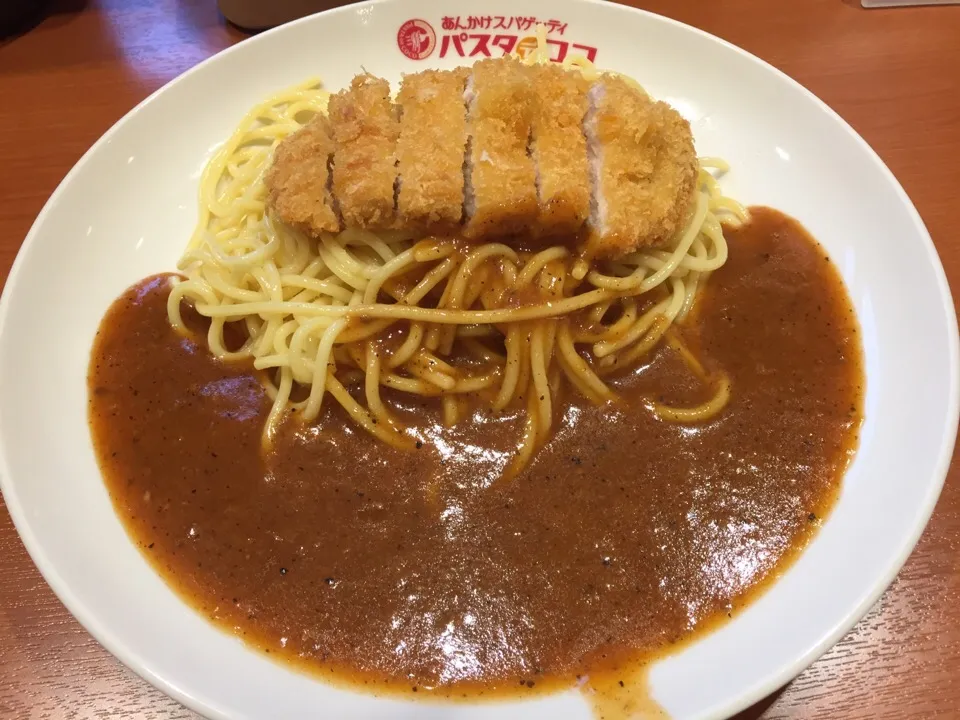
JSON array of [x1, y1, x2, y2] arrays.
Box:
[[265, 115, 340, 234], [463, 57, 539, 239], [529, 63, 590, 237], [328, 74, 399, 229], [584, 75, 698, 259], [396, 68, 469, 231]]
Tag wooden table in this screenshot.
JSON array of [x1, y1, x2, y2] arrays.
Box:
[[1, 0, 958, 717]]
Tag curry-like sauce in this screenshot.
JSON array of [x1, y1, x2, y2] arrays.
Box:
[[88, 208, 863, 716]]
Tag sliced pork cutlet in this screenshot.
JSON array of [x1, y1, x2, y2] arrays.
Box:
[[396, 68, 469, 232], [584, 74, 698, 259], [328, 74, 399, 229], [529, 63, 590, 238], [463, 57, 539, 240], [265, 114, 341, 235]]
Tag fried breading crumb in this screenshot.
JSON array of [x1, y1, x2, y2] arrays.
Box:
[[585, 75, 698, 258], [328, 74, 399, 229], [396, 68, 469, 230], [264, 115, 340, 234], [530, 63, 590, 237], [464, 57, 539, 239]]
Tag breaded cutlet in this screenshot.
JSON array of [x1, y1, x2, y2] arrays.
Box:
[[585, 75, 698, 258], [529, 63, 590, 237], [396, 68, 469, 231], [266, 58, 701, 260], [328, 74, 399, 229], [463, 57, 539, 239], [264, 115, 340, 234]]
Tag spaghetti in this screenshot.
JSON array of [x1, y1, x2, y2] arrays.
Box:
[[168, 42, 748, 477]]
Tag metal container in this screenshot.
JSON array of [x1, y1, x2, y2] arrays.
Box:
[[218, 0, 354, 30]]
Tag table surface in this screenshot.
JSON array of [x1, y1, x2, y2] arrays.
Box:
[[1, 0, 959, 717]]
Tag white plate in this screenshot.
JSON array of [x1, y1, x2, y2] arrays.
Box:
[[0, 0, 957, 718]]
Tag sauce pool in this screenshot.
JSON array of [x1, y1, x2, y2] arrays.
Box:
[[88, 208, 863, 717]]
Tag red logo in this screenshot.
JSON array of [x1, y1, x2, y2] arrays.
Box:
[[397, 19, 436, 60]]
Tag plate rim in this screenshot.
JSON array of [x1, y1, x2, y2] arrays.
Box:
[[0, 0, 957, 718]]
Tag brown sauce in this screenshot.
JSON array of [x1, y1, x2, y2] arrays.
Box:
[[88, 207, 863, 715]]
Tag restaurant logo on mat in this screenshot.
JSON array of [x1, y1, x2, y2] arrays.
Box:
[[397, 15, 598, 62]]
